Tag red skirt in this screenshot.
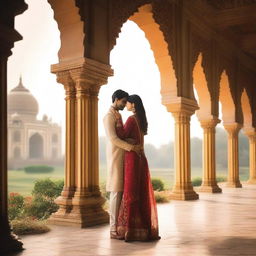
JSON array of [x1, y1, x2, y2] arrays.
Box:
[[116, 151, 160, 241]]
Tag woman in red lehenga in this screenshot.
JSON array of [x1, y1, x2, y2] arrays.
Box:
[[115, 94, 160, 242]]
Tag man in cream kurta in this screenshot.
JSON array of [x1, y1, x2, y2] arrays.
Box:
[[103, 90, 139, 239]]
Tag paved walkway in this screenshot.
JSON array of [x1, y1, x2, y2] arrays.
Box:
[[8, 184, 256, 256]]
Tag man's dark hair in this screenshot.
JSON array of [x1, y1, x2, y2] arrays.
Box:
[[112, 89, 129, 103]]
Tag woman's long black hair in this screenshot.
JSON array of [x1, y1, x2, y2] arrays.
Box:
[[127, 94, 148, 135]]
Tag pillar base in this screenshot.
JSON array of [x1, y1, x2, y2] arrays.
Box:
[[48, 195, 109, 227], [247, 179, 256, 185], [0, 232, 23, 254], [196, 184, 222, 193], [170, 188, 199, 200], [225, 181, 242, 188]]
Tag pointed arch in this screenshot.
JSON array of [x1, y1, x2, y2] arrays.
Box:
[[47, 0, 85, 62], [241, 89, 253, 128], [128, 4, 177, 105], [193, 53, 212, 119], [219, 70, 236, 123]]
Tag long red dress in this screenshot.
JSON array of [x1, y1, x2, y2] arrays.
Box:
[[116, 115, 160, 241]]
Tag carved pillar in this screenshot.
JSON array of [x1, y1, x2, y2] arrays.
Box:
[[197, 118, 222, 193], [0, 1, 27, 252], [49, 72, 76, 222], [49, 58, 113, 227], [244, 128, 256, 184], [224, 123, 242, 188], [166, 98, 199, 200]]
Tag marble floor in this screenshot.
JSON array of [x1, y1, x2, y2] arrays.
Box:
[[7, 184, 256, 256]]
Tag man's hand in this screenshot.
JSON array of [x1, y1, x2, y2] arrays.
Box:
[[114, 111, 121, 120], [131, 144, 143, 155]]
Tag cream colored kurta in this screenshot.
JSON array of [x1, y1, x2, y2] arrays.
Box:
[[103, 107, 133, 192]]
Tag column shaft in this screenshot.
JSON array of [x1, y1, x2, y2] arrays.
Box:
[[0, 56, 22, 253], [170, 112, 199, 200], [49, 76, 76, 223], [224, 123, 242, 188], [197, 119, 222, 193], [244, 130, 256, 184]]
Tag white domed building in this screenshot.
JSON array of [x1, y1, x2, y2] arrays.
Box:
[[8, 77, 62, 169]]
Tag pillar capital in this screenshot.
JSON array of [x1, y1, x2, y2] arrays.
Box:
[[165, 97, 199, 117], [52, 57, 113, 85], [199, 117, 220, 129], [56, 71, 76, 96], [223, 122, 242, 135], [243, 127, 256, 139]]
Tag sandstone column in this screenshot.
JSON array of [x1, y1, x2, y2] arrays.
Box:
[[244, 128, 256, 184], [197, 118, 222, 193], [50, 58, 113, 227], [49, 72, 76, 223], [224, 123, 242, 188], [0, 0, 28, 250], [167, 98, 199, 200]]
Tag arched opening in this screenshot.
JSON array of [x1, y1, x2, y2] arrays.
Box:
[[241, 89, 253, 129], [13, 147, 21, 159], [99, 4, 176, 189], [29, 133, 44, 159], [219, 71, 236, 123]]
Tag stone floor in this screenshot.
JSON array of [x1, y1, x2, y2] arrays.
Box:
[[7, 184, 256, 256]]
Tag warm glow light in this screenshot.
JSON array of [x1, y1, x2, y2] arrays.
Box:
[[8, 0, 203, 150]]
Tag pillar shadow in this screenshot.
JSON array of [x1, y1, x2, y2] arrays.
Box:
[[208, 237, 256, 256]]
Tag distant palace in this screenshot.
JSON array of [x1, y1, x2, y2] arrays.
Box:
[[8, 77, 62, 169]]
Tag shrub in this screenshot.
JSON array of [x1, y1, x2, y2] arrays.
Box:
[[11, 218, 50, 235], [26, 196, 59, 220], [25, 178, 64, 220], [192, 177, 202, 187], [24, 165, 54, 174], [32, 178, 64, 198], [151, 178, 165, 191], [154, 191, 170, 203], [8, 193, 25, 220]]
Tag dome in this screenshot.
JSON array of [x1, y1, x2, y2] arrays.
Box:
[[8, 77, 39, 117]]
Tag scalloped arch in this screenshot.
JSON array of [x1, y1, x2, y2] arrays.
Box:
[[47, 0, 85, 62], [241, 89, 253, 128], [193, 53, 212, 119], [219, 70, 236, 123], [128, 4, 177, 104]]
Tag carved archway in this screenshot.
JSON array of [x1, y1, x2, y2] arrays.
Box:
[[47, 0, 85, 63], [219, 70, 236, 123], [120, 4, 177, 105], [241, 89, 253, 129], [193, 53, 212, 119]]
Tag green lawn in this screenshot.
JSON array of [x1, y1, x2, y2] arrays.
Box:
[[8, 165, 249, 196], [8, 167, 64, 196]]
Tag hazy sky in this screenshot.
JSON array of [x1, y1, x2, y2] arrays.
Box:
[[8, 0, 209, 149]]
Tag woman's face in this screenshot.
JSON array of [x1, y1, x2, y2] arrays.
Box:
[[126, 101, 134, 112]]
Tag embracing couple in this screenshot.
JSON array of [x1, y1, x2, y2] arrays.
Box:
[[103, 89, 160, 242]]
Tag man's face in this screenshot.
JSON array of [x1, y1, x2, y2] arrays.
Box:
[[115, 97, 127, 111]]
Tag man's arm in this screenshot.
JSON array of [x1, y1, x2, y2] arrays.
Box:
[[103, 113, 133, 152]]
